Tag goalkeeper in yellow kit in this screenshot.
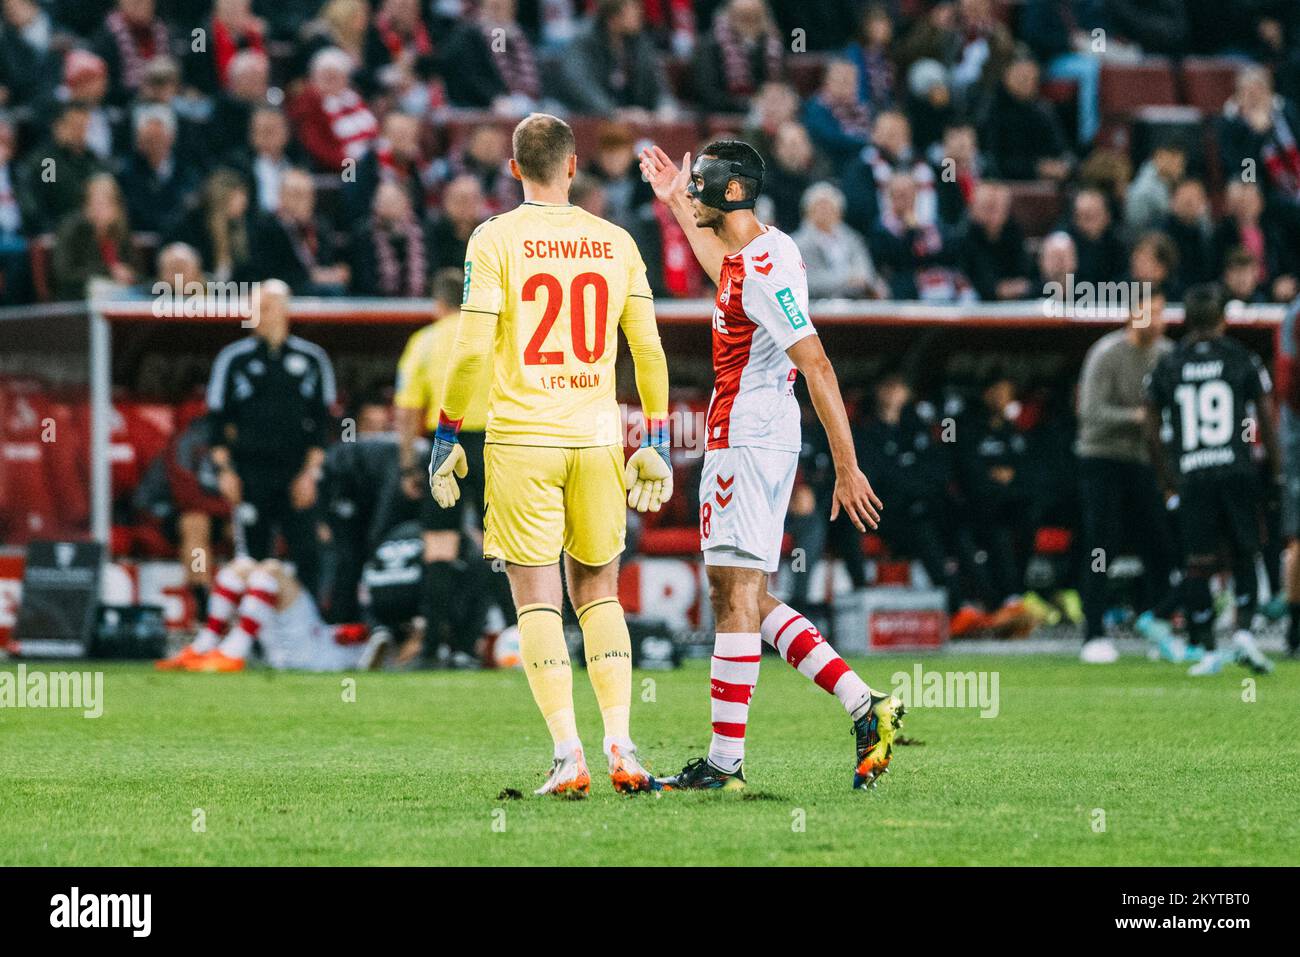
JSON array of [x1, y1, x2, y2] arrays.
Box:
[[428, 114, 672, 797]]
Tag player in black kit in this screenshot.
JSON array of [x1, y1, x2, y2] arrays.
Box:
[[1144, 284, 1277, 675]]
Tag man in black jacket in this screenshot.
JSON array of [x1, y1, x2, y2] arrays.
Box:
[[954, 374, 1036, 613], [858, 374, 963, 613], [957, 182, 1032, 301], [248, 169, 349, 294], [117, 105, 199, 236], [979, 53, 1072, 182], [206, 281, 336, 595], [340, 111, 425, 226]]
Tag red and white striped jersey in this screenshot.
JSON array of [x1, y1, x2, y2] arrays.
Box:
[[706, 225, 816, 452]]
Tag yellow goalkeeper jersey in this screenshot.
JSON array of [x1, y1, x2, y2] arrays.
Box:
[[447, 200, 666, 447], [394, 312, 491, 433]]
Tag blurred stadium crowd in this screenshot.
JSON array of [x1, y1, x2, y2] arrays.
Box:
[[3, 0, 1300, 303], [4, 0, 1300, 661]]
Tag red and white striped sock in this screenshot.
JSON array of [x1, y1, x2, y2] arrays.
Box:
[[194, 567, 245, 653], [706, 631, 761, 773], [762, 604, 873, 720], [219, 570, 279, 660]]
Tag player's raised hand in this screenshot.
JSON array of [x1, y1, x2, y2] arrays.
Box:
[[639, 145, 691, 205], [428, 439, 468, 509], [829, 465, 883, 533]]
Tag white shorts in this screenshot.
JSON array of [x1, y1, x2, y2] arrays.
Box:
[[699, 445, 798, 573], [262, 592, 364, 672]]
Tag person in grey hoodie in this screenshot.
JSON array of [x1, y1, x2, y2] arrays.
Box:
[[1075, 290, 1176, 663], [1124, 142, 1186, 235]]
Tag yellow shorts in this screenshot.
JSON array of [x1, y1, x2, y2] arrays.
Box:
[[483, 443, 627, 567]]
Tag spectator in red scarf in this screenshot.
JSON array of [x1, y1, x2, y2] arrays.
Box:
[[375, 0, 432, 66], [842, 109, 937, 236], [802, 59, 874, 172], [343, 110, 426, 223], [1212, 180, 1299, 303], [93, 0, 172, 105], [441, 0, 540, 113], [692, 0, 784, 115], [184, 0, 265, 96], [869, 173, 963, 301], [287, 47, 379, 172], [930, 121, 987, 228], [52, 172, 136, 300], [350, 180, 429, 297], [643, 0, 696, 57]]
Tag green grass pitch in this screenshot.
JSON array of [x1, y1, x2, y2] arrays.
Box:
[[2, 655, 1297, 866]]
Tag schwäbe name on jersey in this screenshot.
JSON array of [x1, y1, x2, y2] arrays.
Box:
[[523, 237, 616, 259]]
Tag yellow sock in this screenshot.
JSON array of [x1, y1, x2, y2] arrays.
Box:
[[577, 597, 633, 750], [517, 604, 579, 756]]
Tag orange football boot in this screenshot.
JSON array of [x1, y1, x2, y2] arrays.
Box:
[[155, 644, 209, 671], [186, 649, 247, 672], [948, 605, 990, 637]]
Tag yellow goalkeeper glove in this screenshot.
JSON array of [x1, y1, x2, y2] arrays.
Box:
[[624, 420, 673, 513], [428, 415, 469, 508]]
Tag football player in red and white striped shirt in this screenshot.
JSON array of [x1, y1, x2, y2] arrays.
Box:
[[640, 142, 904, 790]]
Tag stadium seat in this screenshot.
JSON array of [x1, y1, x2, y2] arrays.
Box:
[[1100, 58, 1178, 118], [45, 399, 91, 530], [568, 117, 702, 165], [0, 382, 59, 541], [1181, 57, 1241, 115], [1006, 181, 1064, 239]]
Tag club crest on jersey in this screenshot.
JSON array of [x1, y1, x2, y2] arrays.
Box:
[[719, 277, 732, 305], [775, 287, 807, 330]]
